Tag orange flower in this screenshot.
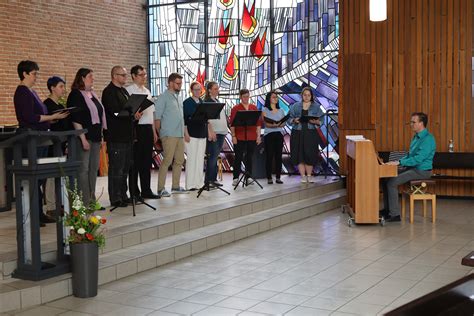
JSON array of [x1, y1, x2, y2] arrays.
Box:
[[100, 218, 107, 224], [72, 210, 79, 217], [85, 233, 94, 241]]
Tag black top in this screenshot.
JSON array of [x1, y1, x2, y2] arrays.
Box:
[[67, 89, 104, 142], [102, 82, 132, 143], [302, 109, 309, 129], [44, 98, 73, 132], [183, 97, 207, 139]]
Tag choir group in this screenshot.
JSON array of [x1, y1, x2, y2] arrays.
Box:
[[13, 60, 324, 225]]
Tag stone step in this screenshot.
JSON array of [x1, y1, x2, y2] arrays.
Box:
[[0, 187, 345, 313], [0, 180, 343, 280]]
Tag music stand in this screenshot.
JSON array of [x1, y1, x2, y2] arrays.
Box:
[[110, 94, 156, 215], [315, 110, 341, 178], [231, 110, 263, 190], [195, 102, 231, 198]]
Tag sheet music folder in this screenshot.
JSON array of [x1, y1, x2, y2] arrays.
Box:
[[263, 113, 290, 125], [231, 110, 262, 127], [299, 115, 320, 123], [191, 102, 225, 122], [117, 94, 154, 117], [52, 107, 81, 114]]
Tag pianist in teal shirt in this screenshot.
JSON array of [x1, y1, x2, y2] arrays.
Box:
[[381, 112, 436, 222]]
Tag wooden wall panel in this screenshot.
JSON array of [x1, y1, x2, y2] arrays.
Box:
[[339, 0, 474, 197]]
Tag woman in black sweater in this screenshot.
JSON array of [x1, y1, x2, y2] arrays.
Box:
[[67, 68, 107, 208]]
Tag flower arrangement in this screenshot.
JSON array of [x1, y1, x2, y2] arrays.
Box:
[[63, 185, 106, 248]]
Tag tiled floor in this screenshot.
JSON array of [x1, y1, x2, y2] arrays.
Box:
[[6, 197, 474, 315]]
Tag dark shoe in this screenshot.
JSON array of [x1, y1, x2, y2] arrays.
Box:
[[275, 179, 283, 184], [379, 208, 389, 217], [123, 197, 132, 204], [133, 196, 144, 203], [211, 181, 223, 187], [386, 215, 401, 222], [40, 215, 56, 223], [141, 192, 160, 199], [189, 188, 198, 191], [112, 201, 128, 208], [267, 179, 273, 184]]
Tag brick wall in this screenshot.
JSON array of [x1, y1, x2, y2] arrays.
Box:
[[0, 0, 148, 125]]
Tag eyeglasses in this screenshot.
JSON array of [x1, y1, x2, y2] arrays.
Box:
[[115, 73, 127, 77], [192, 88, 201, 91]]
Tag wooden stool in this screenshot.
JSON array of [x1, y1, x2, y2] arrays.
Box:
[[401, 180, 437, 223]]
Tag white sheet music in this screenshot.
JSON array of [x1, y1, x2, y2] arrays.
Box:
[[345, 135, 366, 141]]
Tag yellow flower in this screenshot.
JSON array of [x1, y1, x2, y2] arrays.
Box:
[[89, 216, 99, 225]]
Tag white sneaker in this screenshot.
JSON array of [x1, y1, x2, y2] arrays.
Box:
[[158, 189, 171, 197], [307, 176, 314, 183], [300, 176, 307, 183], [171, 187, 189, 194], [232, 178, 239, 186]]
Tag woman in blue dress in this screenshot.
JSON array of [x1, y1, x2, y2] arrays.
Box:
[[289, 87, 324, 183]]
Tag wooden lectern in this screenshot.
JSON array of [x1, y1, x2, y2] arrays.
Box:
[[345, 137, 397, 225]]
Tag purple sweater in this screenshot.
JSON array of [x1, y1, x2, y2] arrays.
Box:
[[14, 85, 50, 130]]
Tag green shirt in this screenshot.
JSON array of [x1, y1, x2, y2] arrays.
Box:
[[154, 90, 184, 137], [400, 129, 436, 170]]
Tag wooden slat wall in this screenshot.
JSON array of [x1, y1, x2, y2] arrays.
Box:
[[339, 0, 474, 197]]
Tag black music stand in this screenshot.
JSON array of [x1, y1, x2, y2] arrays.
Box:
[[195, 102, 231, 198], [314, 110, 341, 178], [110, 94, 156, 215], [231, 110, 263, 190]]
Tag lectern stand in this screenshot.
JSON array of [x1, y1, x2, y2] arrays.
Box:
[[194, 102, 231, 198], [0, 129, 83, 280], [0, 126, 17, 212], [231, 110, 263, 190]]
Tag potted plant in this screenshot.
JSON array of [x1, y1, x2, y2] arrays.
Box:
[[63, 185, 106, 298]]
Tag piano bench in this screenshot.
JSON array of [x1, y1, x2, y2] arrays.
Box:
[[401, 180, 437, 223]]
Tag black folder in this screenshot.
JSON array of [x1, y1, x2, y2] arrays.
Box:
[[117, 94, 154, 117], [52, 107, 81, 114], [299, 115, 320, 123], [263, 113, 290, 125]]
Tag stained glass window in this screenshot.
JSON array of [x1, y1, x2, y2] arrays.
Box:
[[148, 0, 340, 173]]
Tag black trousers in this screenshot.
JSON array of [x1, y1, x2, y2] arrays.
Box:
[[264, 132, 283, 179], [130, 125, 154, 196], [107, 142, 132, 204], [233, 140, 256, 179]]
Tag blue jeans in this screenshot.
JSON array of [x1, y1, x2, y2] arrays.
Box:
[[205, 134, 225, 182]]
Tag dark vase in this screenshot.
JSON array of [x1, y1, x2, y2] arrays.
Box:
[[70, 242, 99, 298]]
